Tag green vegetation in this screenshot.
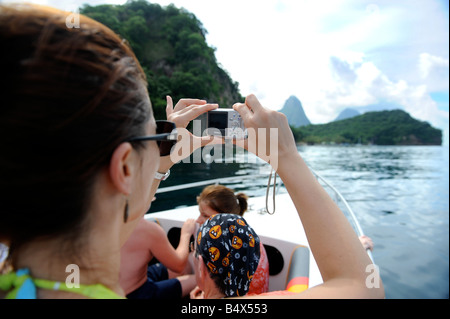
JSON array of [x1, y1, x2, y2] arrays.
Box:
[[291, 110, 442, 145], [81, 0, 243, 120]]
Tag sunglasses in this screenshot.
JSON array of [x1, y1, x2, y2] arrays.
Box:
[[126, 121, 178, 156]]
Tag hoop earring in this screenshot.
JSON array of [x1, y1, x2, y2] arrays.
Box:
[[123, 200, 129, 223]]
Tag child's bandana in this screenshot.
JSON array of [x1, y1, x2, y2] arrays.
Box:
[[196, 214, 261, 297]]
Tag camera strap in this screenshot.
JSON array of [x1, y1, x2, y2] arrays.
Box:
[[265, 168, 277, 215]]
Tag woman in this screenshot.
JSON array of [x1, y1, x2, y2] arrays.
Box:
[[195, 185, 269, 294], [0, 3, 217, 298]]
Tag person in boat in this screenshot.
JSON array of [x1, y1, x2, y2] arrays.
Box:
[[190, 214, 261, 299], [0, 4, 218, 299], [0, 3, 384, 299], [195, 185, 270, 294], [119, 217, 197, 299]]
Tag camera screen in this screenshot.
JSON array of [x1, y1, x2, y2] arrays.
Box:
[[208, 112, 227, 130]]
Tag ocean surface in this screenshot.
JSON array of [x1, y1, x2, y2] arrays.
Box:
[[148, 145, 449, 299]]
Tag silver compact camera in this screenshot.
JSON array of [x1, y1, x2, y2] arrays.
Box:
[[195, 109, 247, 139]]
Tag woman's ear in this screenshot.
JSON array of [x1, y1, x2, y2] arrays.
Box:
[[109, 142, 134, 195]]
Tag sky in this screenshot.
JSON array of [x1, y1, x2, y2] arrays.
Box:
[[2, 0, 449, 145]]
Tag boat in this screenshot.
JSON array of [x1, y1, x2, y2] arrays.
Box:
[[147, 167, 373, 294]]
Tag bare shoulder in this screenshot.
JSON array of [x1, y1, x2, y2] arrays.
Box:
[[136, 218, 166, 240]]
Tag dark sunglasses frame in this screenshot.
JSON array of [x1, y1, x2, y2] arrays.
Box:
[[126, 120, 178, 156]]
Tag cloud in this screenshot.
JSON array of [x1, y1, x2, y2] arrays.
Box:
[[330, 56, 358, 84], [419, 53, 450, 92], [305, 54, 449, 145]]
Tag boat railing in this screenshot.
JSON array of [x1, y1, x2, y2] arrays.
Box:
[[156, 169, 374, 262], [155, 174, 270, 194]]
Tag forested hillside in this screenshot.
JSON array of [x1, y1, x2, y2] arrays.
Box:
[[291, 110, 442, 145], [81, 0, 243, 120]]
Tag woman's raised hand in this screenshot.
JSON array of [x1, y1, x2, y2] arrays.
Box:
[[166, 96, 216, 129], [233, 94, 298, 170], [165, 96, 222, 163]]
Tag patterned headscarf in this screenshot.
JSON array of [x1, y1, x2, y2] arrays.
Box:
[[196, 214, 260, 297]]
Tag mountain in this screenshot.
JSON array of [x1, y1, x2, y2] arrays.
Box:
[[80, 0, 243, 120], [291, 109, 442, 145], [279, 96, 311, 127], [355, 101, 404, 113], [336, 101, 403, 122], [334, 108, 360, 121]]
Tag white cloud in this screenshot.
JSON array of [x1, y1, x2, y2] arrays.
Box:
[[419, 53, 450, 91]]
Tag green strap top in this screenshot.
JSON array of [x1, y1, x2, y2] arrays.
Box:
[[0, 268, 124, 299]]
